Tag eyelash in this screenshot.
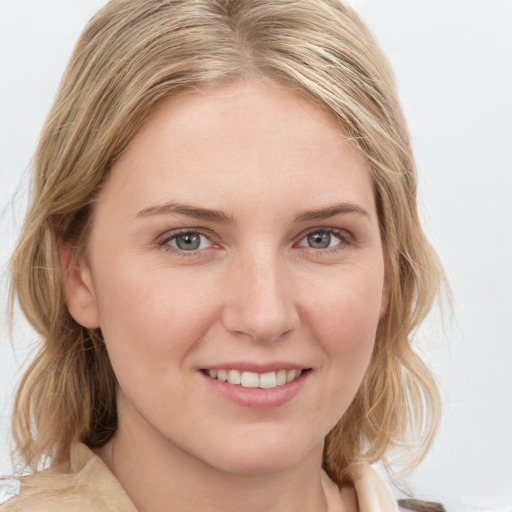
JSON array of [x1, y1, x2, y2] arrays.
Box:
[[295, 228, 352, 256], [157, 227, 353, 257], [157, 228, 216, 258]]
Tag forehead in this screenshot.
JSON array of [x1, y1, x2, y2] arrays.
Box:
[[98, 79, 374, 220]]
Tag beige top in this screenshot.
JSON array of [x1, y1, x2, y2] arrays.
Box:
[[0, 444, 398, 511]]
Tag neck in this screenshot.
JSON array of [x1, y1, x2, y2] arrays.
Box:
[[95, 407, 335, 512]]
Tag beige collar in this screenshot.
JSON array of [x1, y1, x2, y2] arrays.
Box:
[[1, 444, 397, 511]]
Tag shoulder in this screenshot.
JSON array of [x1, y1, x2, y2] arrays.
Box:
[[0, 444, 136, 512], [322, 461, 399, 512], [350, 461, 399, 512], [0, 478, 20, 509]]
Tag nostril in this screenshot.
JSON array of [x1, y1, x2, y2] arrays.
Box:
[[220, 262, 300, 342], [221, 303, 300, 343]]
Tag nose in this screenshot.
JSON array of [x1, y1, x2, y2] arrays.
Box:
[[221, 249, 300, 343]]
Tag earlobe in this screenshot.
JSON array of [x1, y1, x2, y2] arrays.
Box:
[[60, 241, 100, 328]]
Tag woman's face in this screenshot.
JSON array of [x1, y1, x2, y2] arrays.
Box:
[[67, 80, 386, 474]]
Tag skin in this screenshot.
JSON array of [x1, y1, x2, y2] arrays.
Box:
[[62, 80, 387, 512]]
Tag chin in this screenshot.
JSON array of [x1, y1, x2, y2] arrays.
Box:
[[201, 432, 323, 476]]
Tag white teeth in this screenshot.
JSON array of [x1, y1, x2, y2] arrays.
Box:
[[260, 371, 277, 389], [286, 370, 296, 383], [206, 368, 304, 388], [227, 369, 241, 385], [241, 371, 259, 388]]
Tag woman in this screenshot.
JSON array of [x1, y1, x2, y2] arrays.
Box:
[[1, 0, 444, 510]]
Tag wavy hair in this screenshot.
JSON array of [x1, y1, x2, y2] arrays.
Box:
[[9, 0, 444, 484]]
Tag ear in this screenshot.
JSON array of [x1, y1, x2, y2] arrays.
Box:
[[60, 241, 100, 328]]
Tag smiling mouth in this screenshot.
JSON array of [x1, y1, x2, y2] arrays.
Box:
[[202, 369, 309, 389]]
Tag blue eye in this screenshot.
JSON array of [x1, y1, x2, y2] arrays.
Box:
[[166, 232, 212, 251], [298, 230, 343, 249]]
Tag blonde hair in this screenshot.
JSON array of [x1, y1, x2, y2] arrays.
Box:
[[10, 0, 444, 484]]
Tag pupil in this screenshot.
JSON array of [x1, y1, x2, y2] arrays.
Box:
[[308, 232, 330, 249], [176, 233, 200, 250]]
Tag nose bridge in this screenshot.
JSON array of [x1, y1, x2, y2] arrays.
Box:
[[222, 245, 298, 342]]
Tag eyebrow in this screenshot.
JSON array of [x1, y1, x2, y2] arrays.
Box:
[[293, 203, 370, 222], [136, 201, 369, 224], [136, 202, 234, 223]]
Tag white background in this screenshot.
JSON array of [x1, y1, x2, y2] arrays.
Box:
[[0, 1, 511, 510]]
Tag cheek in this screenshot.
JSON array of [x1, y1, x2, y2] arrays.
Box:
[[304, 265, 383, 387], [308, 262, 383, 330], [91, 260, 219, 379]]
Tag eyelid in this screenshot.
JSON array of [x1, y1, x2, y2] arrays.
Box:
[[155, 226, 355, 256], [296, 226, 352, 243], [294, 227, 354, 253], [156, 228, 218, 254]]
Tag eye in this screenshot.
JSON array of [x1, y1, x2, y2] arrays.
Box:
[[298, 230, 343, 250], [165, 231, 212, 251]]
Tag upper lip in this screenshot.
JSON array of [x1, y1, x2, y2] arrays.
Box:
[[199, 362, 310, 373]]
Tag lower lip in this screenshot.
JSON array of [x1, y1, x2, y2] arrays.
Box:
[[200, 371, 309, 410]]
